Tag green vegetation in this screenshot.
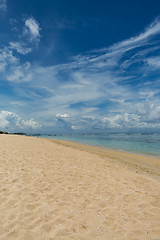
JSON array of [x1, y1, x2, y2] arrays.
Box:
[[0, 131, 8, 134], [13, 132, 25, 135]]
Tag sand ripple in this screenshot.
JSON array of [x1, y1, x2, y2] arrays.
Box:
[[0, 135, 160, 240]]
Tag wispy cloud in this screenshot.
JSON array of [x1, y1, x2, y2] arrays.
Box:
[[109, 17, 160, 52], [36, 17, 160, 132], [0, 0, 6, 12], [1, 17, 160, 132], [8, 17, 41, 56], [6, 64, 32, 82], [0, 17, 41, 82], [24, 17, 41, 43], [145, 56, 160, 69], [9, 42, 32, 55], [0, 47, 18, 71], [0, 46, 33, 82]]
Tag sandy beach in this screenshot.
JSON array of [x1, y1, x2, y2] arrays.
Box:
[[0, 135, 160, 240]]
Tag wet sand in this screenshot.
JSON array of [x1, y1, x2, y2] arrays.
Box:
[[0, 134, 160, 240]]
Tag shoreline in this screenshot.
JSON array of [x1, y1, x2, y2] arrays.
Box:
[[37, 134, 160, 158], [46, 138, 160, 180], [43, 136, 160, 159]]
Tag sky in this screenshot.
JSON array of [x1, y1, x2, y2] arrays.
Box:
[[1, 0, 160, 133]]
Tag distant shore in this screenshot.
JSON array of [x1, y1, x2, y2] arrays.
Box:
[[0, 134, 160, 240]]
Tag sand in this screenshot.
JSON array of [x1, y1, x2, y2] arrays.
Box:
[[0, 135, 160, 240]]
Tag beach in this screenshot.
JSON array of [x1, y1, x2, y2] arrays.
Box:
[[0, 135, 160, 240]]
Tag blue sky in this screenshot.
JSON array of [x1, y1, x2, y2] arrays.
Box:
[[1, 0, 160, 133]]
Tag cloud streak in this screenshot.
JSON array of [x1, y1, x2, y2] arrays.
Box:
[[9, 42, 32, 55], [110, 17, 160, 51]]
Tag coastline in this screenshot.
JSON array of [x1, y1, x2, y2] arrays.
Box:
[[47, 138, 160, 180], [38, 133, 160, 158], [0, 134, 160, 240]]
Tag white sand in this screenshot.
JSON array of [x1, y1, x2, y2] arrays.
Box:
[[0, 135, 160, 240]]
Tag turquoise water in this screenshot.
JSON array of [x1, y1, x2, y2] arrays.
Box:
[[38, 133, 160, 157]]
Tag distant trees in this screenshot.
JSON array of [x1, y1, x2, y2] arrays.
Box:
[[13, 132, 25, 135], [0, 131, 26, 135], [0, 131, 8, 134]]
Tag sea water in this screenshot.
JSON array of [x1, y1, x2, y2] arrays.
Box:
[[38, 133, 160, 157]]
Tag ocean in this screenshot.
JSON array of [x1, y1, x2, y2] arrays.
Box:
[[38, 133, 160, 157]]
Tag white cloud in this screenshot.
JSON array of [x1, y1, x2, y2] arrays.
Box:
[[21, 118, 40, 129], [109, 18, 160, 52], [145, 56, 160, 69], [0, 46, 33, 82], [56, 113, 70, 118], [71, 125, 86, 130], [9, 101, 25, 107], [102, 113, 142, 129], [24, 17, 40, 42], [71, 18, 160, 74], [136, 100, 160, 123], [0, 48, 18, 72], [6, 17, 41, 57], [1, 17, 160, 132], [9, 42, 32, 55], [6, 64, 32, 82], [0, 0, 6, 12], [0, 18, 40, 82], [53, 109, 160, 132], [0, 111, 41, 131]]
